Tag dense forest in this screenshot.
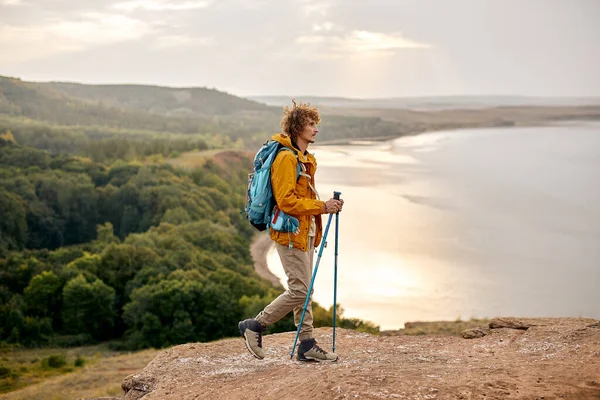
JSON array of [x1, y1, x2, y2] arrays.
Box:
[[0, 77, 379, 355], [0, 138, 377, 351]]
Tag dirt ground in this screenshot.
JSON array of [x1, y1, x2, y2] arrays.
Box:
[[86, 317, 600, 400]]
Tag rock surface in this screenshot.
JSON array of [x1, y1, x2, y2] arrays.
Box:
[[489, 317, 532, 330], [461, 327, 487, 339], [83, 318, 600, 400]]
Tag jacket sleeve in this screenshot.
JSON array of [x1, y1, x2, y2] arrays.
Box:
[[271, 151, 325, 216]]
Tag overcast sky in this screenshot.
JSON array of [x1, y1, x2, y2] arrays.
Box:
[[1, 0, 599, 98]]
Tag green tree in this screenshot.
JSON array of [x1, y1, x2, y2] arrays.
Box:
[[97, 244, 160, 318], [31, 170, 98, 246], [96, 184, 119, 229], [0, 292, 52, 346], [62, 274, 116, 340], [119, 205, 141, 238], [92, 222, 120, 250], [207, 267, 268, 301], [26, 200, 64, 249], [198, 281, 240, 340], [123, 274, 204, 348], [63, 253, 102, 280], [23, 271, 63, 328], [0, 191, 28, 255], [122, 269, 242, 348], [0, 289, 23, 341], [161, 207, 192, 225], [0, 254, 47, 294]]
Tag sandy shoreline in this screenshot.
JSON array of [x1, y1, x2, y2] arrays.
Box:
[[250, 233, 281, 287]]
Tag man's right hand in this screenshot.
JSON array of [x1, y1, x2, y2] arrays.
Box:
[[323, 198, 343, 214]]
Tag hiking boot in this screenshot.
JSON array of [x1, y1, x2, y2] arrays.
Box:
[[297, 338, 338, 362], [238, 319, 266, 359]]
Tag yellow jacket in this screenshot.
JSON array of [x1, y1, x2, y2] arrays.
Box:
[[269, 133, 325, 251]]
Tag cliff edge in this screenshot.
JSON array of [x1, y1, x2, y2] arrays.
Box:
[[84, 318, 600, 400]]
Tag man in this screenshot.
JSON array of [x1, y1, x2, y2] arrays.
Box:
[[239, 100, 343, 362]]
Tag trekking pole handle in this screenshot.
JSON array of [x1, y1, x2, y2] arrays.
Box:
[[333, 191, 342, 200]]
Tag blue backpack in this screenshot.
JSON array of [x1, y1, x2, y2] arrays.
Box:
[[245, 140, 302, 232]]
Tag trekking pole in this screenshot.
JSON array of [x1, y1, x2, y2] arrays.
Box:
[[289, 191, 337, 359], [332, 191, 341, 353]]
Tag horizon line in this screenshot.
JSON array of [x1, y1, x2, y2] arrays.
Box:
[[3, 74, 600, 101]]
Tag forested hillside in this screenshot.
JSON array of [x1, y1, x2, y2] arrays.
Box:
[[39, 81, 268, 116], [0, 137, 377, 356], [7, 76, 600, 156], [0, 138, 259, 346], [0, 116, 215, 163], [0, 76, 278, 143], [0, 76, 406, 150]]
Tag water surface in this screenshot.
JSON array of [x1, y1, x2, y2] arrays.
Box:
[[267, 122, 600, 329]]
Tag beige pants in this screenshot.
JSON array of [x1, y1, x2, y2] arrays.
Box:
[[256, 237, 315, 341]]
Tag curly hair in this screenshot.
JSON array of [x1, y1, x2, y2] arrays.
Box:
[[280, 99, 321, 141]]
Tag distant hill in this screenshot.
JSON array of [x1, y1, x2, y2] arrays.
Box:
[[0, 76, 406, 146], [39, 81, 269, 116], [0, 76, 281, 138], [2, 76, 600, 152], [0, 76, 204, 130], [250, 95, 600, 110]]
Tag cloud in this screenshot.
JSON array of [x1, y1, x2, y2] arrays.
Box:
[[294, 0, 334, 17], [0, 13, 153, 66], [2, 0, 598, 97], [312, 21, 340, 32], [228, 0, 270, 9], [155, 34, 214, 49], [345, 30, 431, 51], [296, 36, 326, 45], [294, 30, 431, 59], [304, 3, 329, 16], [112, 0, 213, 12]]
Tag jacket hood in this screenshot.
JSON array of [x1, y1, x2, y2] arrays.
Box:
[[270, 133, 314, 163], [271, 133, 294, 148]]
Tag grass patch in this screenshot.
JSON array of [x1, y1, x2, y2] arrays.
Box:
[[0, 343, 159, 398], [74, 356, 85, 368], [40, 355, 67, 370]]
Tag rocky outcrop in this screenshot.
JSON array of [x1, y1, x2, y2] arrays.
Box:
[[461, 327, 487, 339], [82, 318, 600, 400], [489, 317, 531, 330], [120, 375, 155, 400]]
